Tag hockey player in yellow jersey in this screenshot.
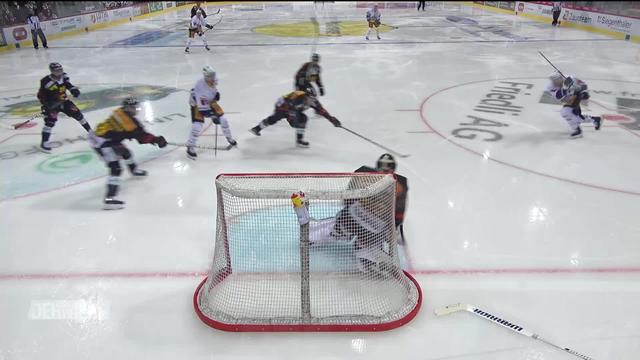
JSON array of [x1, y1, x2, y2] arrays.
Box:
[[89, 96, 167, 210]]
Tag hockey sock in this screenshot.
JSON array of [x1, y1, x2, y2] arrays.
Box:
[[41, 126, 52, 143], [187, 121, 203, 147], [106, 177, 120, 198], [218, 116, 233, 140], [77, 117, 91, 131]]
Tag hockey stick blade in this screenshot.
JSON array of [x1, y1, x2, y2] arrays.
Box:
[[13, 119, 32, 129], [434, 303, 468, 316]]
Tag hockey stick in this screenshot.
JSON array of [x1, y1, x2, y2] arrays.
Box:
[[167, 141, 234, 151], [435, 303, 595, 360], [1, 111, 43, 129], [204, 10, 223, 33], [214, 124, 218, 158], [340, 126, 410, 158], [310, 16, 320, 55], [538, 51, 566, 78]]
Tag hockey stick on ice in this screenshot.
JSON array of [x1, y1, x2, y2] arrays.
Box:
[[167, 141, 234, 151], [1, 111, 42, 129], [538, 51, 566, 78], [434, 303, 595, 360], [340, 125, 410, 158]]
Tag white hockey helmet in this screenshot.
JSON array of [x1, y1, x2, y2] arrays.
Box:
[[202, 66, 217, 83], [549, 72, 563, 84]]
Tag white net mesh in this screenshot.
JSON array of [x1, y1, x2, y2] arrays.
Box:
[[194, 173, 421, 331]]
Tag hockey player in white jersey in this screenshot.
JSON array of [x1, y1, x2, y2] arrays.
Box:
[[186, 66, 237, 159], [546, 72, 601, 138], [185, 9, 212, 53], [365, 4, 382, 40]]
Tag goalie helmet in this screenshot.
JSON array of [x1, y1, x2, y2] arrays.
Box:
[[121, 96, 139, 115], [49, 62, 64, 77], [376, 153, 396, 172]]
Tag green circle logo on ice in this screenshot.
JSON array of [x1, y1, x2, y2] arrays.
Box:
[[37, 151, 97, 174], [0, 84, 188, 201], [421, 78, 640, 196]]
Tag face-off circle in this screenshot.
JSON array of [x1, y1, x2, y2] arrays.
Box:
[[420, 78, 640, 196], [0, 84, 189, 201]]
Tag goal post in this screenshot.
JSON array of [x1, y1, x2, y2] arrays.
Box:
[[194, 173, 422, 332]]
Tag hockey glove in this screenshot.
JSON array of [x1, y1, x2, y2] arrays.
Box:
[[319, 86, 325, 96], [197, 31, 204, 37], [70, 87, 80, 98], [206, 24, 213, 29], [329, 116, 341, 127], [154, 136, 167, 148], [214, 91, 220, 101]]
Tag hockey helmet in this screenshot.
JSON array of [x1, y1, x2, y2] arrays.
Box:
[[121, 96, 139, 115], [49, 62, 64, 77], [311, 53, 320, 63], [377, 153, 396, 172], [549, 72, 563, 86], [203, 65, 217, 84]]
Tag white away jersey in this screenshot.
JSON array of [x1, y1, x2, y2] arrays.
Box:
[[190, 15, 208, 30], [366, 9, 381, 22], [190, 78, 219, 111]]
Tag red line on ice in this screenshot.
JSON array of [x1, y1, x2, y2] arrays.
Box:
[[2, 267, 640, 281]]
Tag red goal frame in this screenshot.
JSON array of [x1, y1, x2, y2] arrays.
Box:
[[193, 173, 423, 332]]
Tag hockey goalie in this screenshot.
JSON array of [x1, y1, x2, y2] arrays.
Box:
[[308, 189, 397, 278]]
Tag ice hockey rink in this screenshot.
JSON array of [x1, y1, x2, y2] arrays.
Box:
[[1, 1, 640, 359]]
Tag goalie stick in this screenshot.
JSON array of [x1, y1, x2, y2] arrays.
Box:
[[434, 303, 595, 360], [167, 141, 235, 151]]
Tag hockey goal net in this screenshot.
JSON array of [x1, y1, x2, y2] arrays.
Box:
[[193, 173, 422, 331]]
